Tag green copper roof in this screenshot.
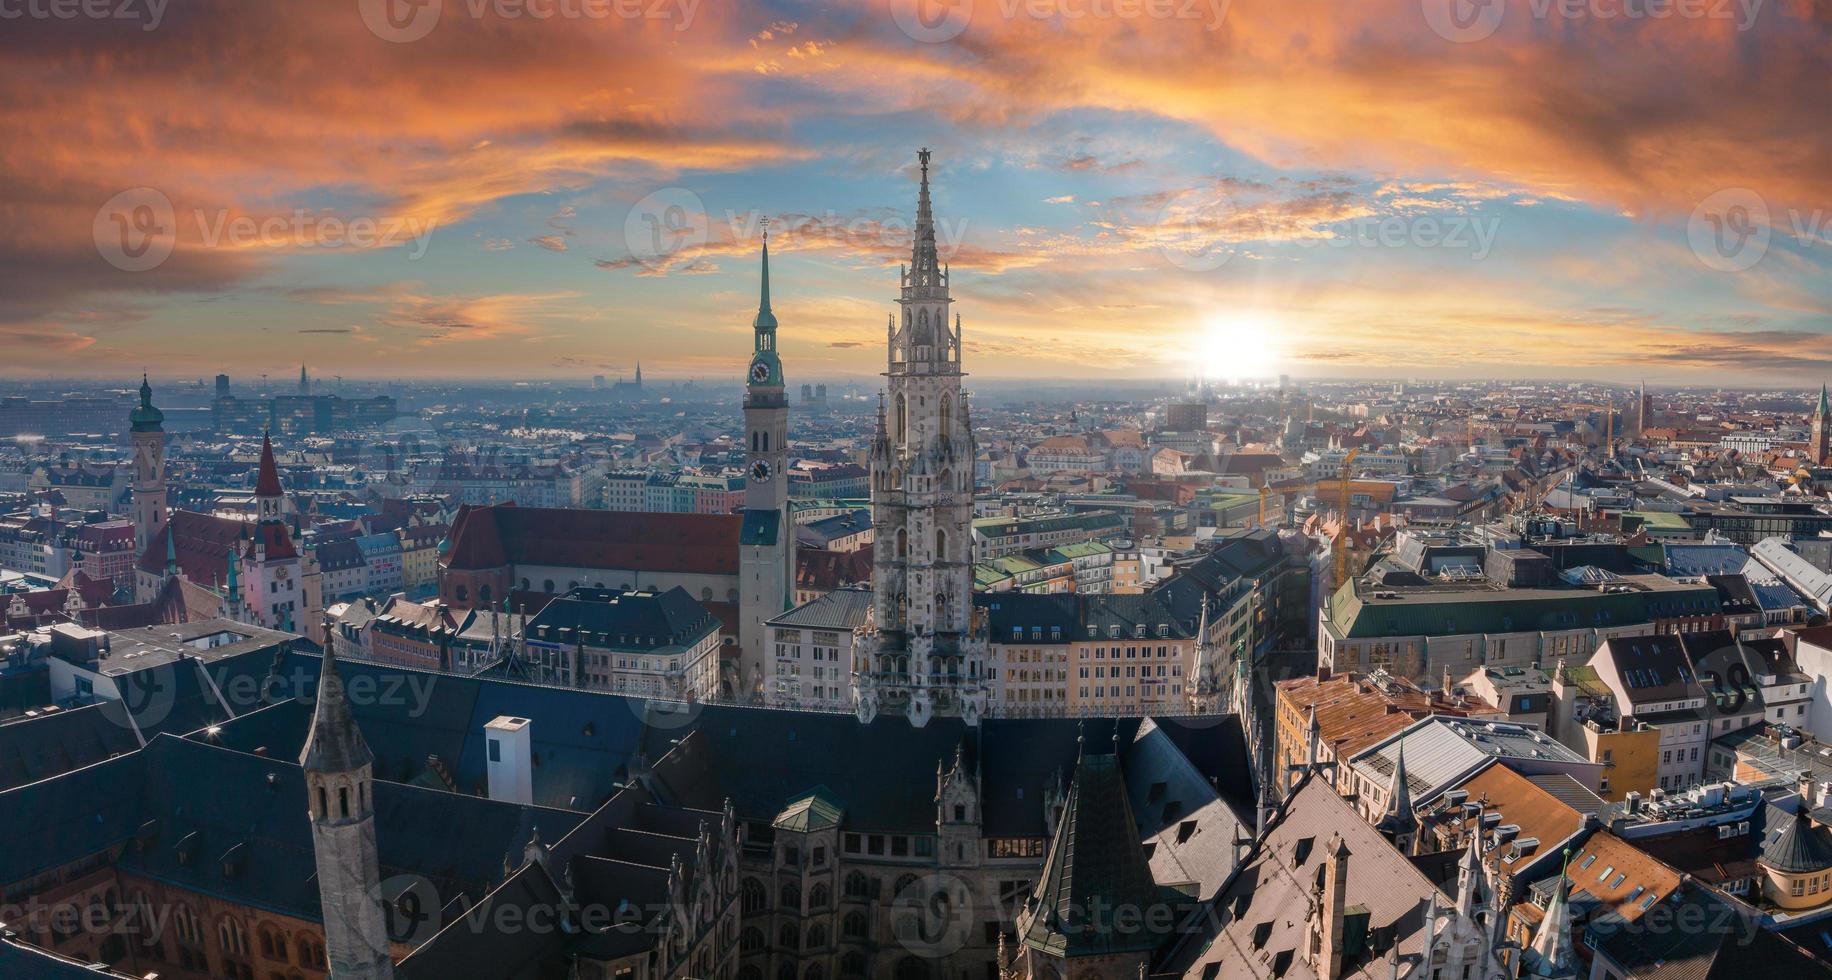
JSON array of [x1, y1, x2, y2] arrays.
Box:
[[773, 785, 844, 832], [1819, 384, 1830, 418], [130, 374, 164, 432]]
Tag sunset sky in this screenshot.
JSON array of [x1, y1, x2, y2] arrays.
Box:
[[2, 0, 1828, 382]]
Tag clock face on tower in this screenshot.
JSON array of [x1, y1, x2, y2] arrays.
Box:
[[750, 359, 771, 384], [751, 459, 772, 483]]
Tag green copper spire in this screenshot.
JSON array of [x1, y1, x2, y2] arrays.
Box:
[[164, 527, 177, 574], [1817, 383, 1829, 418], [225, 544, 240, 602], [753, 229, 777, 334], [746, 229, 783, 388]]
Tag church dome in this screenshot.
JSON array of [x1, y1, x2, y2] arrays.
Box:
[[130, 375, 164, 432]]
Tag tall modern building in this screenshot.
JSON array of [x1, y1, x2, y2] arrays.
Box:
[[855, 149, 988, 727], [129, 375, 168, 558], [738, 233, 795, 699]]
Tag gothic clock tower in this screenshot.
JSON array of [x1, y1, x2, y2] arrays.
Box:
[[739, 232, 793, 702]]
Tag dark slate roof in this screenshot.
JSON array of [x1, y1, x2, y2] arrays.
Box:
[[0, 932, 139, 978], [395, 862, 575, 980], [1022, 751, 1173, 957], [1590, 887, 1829, 980], [0, 732, 585, 932], [1761, 806, 1832, 874], [767, 586, 873, 630], [524, 587, 720, 652], [1599, 634, 1700, 703]]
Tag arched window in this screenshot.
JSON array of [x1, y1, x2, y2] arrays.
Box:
[[218, 916, 248, 957], [807, 924, 828, 950], [338, 785, 350, 819], [809, 884, 830, 908], [844, 871, 871, 899], [741, 878, 767, 914], [741, 927, 765, 952], [455, 584, 468, 603], [778, 924, 799, 951], [780, 883, 800, 911], [843, 911, 868, 938], [842, 952, 868, 979], [479, 584, 492, 605]]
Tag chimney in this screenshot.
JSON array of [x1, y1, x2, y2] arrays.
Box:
[[484, 715, 534, 804], [1318, 835, 1352, 980]]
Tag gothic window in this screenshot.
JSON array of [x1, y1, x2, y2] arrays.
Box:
[[807, 924, 828, 949], [779, 924, 799, 950], [843, 911, 869, 938], [844, 871, 871, 898], [741, 927, 765, 952], [316, 786, 328, 819], [338, 786, 350, 819], [810, 884, 831, 908], [781, 883, 801, 910], [479, 584, 492, 605], [218, 916, 248, 957]]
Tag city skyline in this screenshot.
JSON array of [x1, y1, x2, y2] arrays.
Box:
[[3, 0, 1828, 382]]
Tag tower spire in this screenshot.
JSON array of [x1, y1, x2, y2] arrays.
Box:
[[1523, 849, 1579, 978], [753, 223, 777, 334], [911, 148, 941, 288]]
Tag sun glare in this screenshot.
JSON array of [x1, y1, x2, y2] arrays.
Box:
[[1195, 312, 1283, 382]]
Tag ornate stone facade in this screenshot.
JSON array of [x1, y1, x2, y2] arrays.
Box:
[[855, 149, 989, 728]]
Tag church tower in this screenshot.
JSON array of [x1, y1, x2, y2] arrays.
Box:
[[1812, 384, 1830, 464], [855, 149, 987, 728], [300, 643, 395, 979], [739, 232, 794, 702], [130, 374, 167, 559]]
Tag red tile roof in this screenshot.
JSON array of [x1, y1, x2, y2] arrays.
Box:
[[254, 432, 285, 497], [442, 503, 742, 576]]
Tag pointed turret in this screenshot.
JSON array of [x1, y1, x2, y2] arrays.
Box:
[[300, 643, 374, 774], [1817, 383, 1829, 420], [256, 430, 284, 498], [1376, 740, 1417, 848], [1455, 821, 1487, 919], [164, 527, 178, 577], [910, 147, 943, 289], [1523, 850, 1578, 979]]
